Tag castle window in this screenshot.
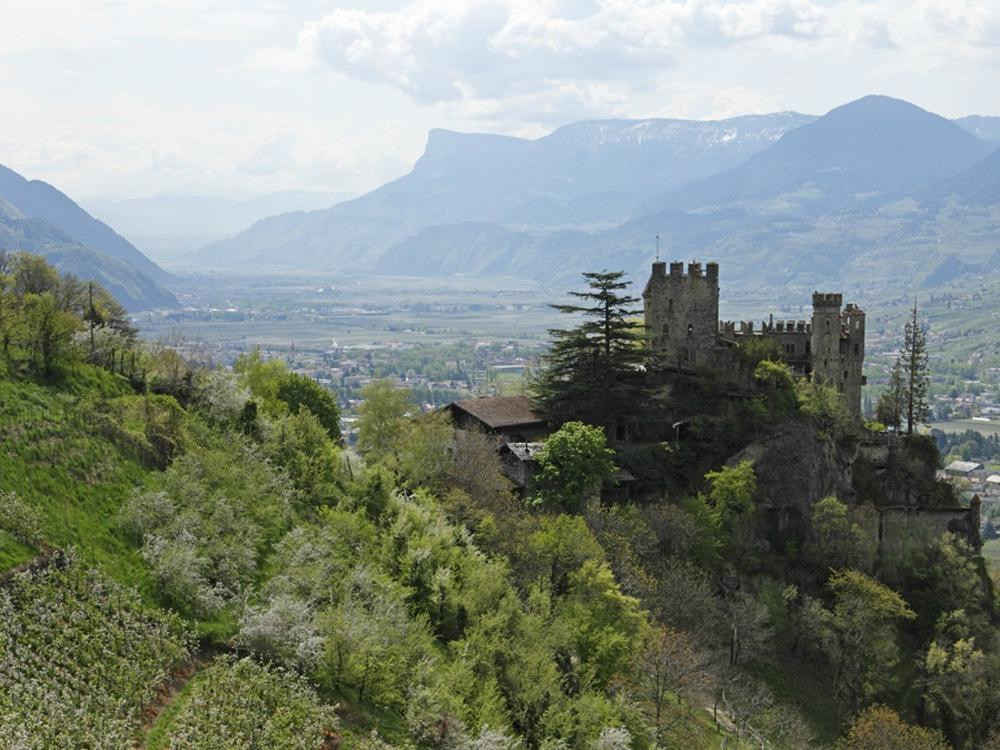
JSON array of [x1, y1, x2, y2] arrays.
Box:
[[825, 320, 830, 328], [662, 323, 669, 337], [854, 343, 859, 355], [668, 299, 674, 314], [843, 370, 848, 379], [687, 323, 693, 337], [784, 343, 796, 355]]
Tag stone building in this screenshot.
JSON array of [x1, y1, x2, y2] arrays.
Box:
[[643, 260, 867, 414]]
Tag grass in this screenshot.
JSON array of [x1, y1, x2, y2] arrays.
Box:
[[144, 668, 201, 750], [930, 420, 1000, 439], [0, 529, 34, 570], [0, 366, 154, 594]]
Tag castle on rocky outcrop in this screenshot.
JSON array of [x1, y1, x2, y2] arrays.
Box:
[[643, 260, 867, 414]]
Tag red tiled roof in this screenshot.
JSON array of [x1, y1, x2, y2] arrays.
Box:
[[449, 395, 544, 429]]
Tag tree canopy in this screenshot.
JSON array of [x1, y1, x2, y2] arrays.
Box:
[[532, 270, 653, 433]]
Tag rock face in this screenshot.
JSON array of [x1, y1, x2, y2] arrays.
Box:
[[733, 422, 967, 552], [732, 421, 857, 546]]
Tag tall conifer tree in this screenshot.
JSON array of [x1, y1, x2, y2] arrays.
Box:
[[902, 300, 930, 434], [876, 358, 905, 432], [532, 270, 650, 433]]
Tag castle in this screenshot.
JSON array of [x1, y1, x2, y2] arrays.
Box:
[[643, 261, 867, 414]]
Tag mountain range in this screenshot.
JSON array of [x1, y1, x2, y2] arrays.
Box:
[[0, 164, 175, 310], [198, 112, 815, 268], [193, 97, 1000, 298]]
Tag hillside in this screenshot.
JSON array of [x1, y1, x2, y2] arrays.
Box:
[[370, 97, 1000, 296], [198, 113, 813, 269], [956, 115, 1000, 142], [0, 163, 176, 310], [926, 145, 1000, 205], [0, 256, 740, 748], [638, 96, 993, 216], [3, 255, 998, 748]]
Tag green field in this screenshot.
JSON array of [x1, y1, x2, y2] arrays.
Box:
[[138, 272, 564, 350], [931, 420, 1000, 438]]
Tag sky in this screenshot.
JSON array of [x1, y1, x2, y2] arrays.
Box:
[[1, 0, 998, 201]]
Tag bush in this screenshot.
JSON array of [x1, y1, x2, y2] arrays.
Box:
[[276, 372, 341, 440], [0, 490, 43, 547], [532, 422, 617, 511]]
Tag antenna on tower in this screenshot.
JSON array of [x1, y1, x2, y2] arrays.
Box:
[[655, 233, 660, 262]]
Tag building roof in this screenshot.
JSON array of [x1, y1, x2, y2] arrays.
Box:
[[449, 395, 544, 429], [987, 474, 1000, 484], [501, 442, 545, 461], [945, 460, 984, 475]]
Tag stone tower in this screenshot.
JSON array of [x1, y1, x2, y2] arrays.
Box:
[[810, 293, 866, 415], [643, 261, 719, 368]]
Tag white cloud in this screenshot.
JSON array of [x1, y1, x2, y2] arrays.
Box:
[[266, 0, 829, 105], [0, 0, 280, 54]]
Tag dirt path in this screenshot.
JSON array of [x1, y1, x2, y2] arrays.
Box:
[[136, 648, 214, 749]]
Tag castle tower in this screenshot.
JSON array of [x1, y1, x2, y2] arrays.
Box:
[[810, 292, 842, 385], [843, 303, 866, 417], [643, 260, 719, 368], [810, 292, 866, 416]]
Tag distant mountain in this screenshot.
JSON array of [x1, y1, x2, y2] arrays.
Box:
[[638, 96, 994, 216], [199, 113, 814, 269], [956, 115, 1000, 142], [0, 211, 176, 310], [0, 163, 175, 310], [85, 191, 351, 263], [0, 164, 166, 282], [375, 98, 1000, 296], [926, 145, 1000, 205]]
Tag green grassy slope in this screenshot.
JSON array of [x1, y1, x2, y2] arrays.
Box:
[[0, 368, 155, 591]]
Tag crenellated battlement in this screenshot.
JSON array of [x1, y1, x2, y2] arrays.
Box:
[[812, 292, 843, 308], [645, 260, 866, 415], [721, 319, 812, 335], [654, 261, 718, 279]]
